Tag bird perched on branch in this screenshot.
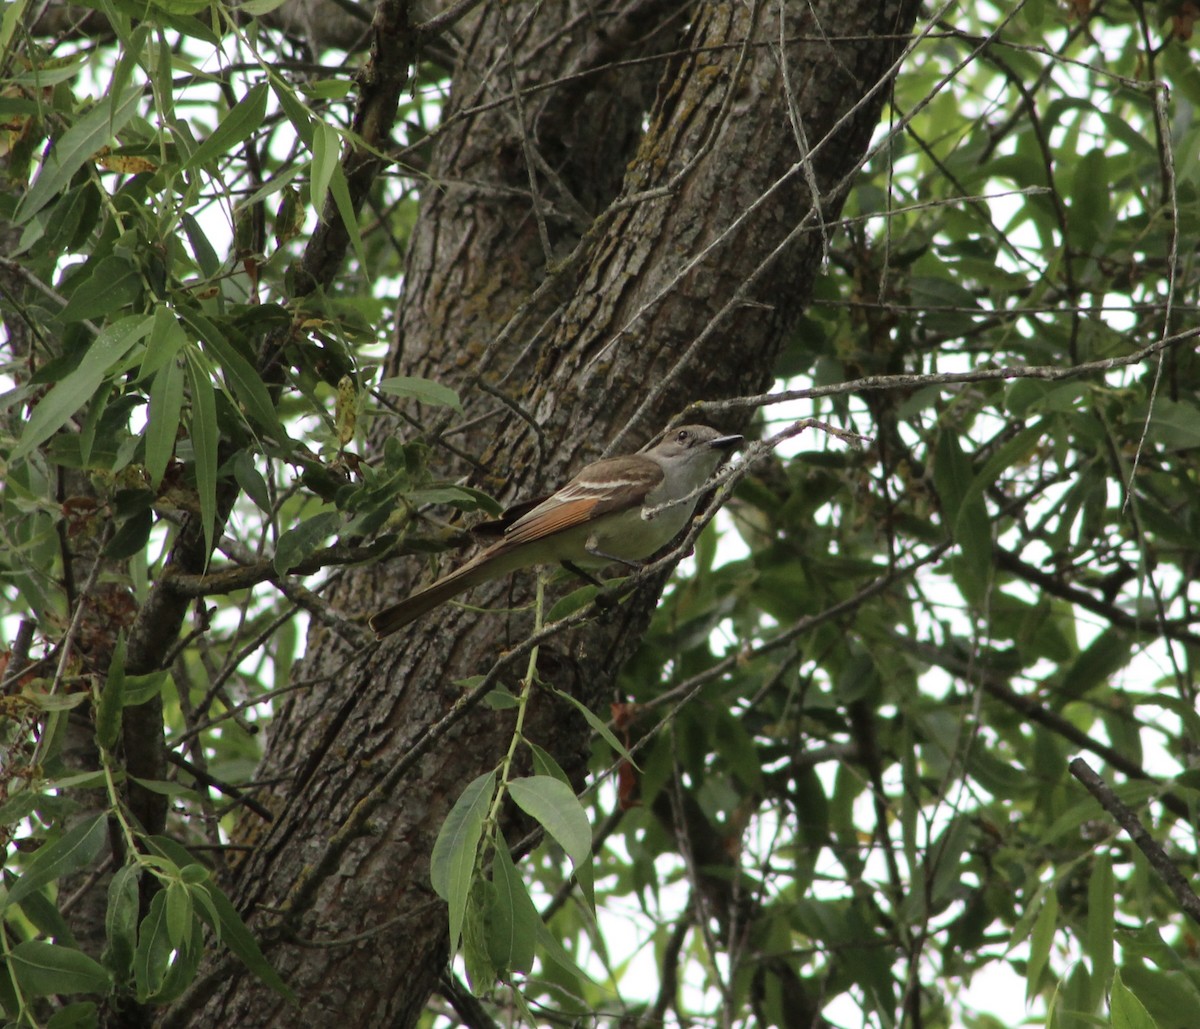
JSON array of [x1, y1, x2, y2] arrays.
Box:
[[369, 424, 742, 636]]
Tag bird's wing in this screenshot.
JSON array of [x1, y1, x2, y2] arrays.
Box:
[[500, 456, 663, 547]]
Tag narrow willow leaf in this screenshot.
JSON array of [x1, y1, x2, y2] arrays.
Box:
[[12, 315, 154, 462], [9, 940, 111, 997], [105, 863, 140, 979], [164, 881, 192, 950], [233, 451, 272, 513], [328, 158, 368, 279], [17, 86, 142, 224], [310, 121, 338, 214], [1110, 970, 1158, 1029], [552, 687, 637, 767], [199, 879, 294, 999], [273, 510, 339, 575], [58, 255, 141, 323], [0, 0, 32, 56], [1026, 889, 1058, 1003], [430, 771, 495, 952], [269, 76, 314, 147], [184, 351, 219, 558], [5, 815, 107, 910], [185, 82, 268, 170], [462, 879, 497, 994], [180, 306, 285, 440], [94, 632, 126, 751], [1086, 853, 1115, 1007], [507, 776, 591, 868], [376, 376, 462, 412], [489, 842, 538, 974], [146, 358, 184, 488], [134, 890, 170, 1001]]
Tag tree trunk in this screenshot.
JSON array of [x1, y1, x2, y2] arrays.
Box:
[[172, 1, 920, 1024]]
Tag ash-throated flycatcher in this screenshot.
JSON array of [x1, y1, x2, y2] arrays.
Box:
[[368, 424, 742, 636]]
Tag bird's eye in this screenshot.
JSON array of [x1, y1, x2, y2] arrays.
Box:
[[676, 429, 691, 444]]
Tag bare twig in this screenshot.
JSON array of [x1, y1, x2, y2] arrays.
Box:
[[695, 324, 1200, 416], [1068, 758, 1200, 927]]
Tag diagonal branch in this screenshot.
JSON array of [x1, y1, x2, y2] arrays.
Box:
[[1069, 758, 1200, 926]]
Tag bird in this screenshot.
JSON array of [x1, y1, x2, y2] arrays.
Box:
[[368, 424, 742, 636]]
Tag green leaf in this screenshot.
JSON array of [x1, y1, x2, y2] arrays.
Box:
[[182, 211, 221, 279], [5, 814, 107, 910], [1070, 149, 1109, 254], [1111, 970, 1159, 1029], [377, 376, 463, 412], [44, 770, 110, 790], [180, 863, 210, 885], [139, 305, 188, 380], [122, 671, 168, 706], [430, 770, 495, 952], [0, 789, 42, 828], [527, 741, 572, 787], [147, 836, 290, 998], [165, 881, 193, 950], [9, 940, 112, 997], [19, 688, 89, 712], [507, 776, 591, 868], [327, 159, 367, 279], [1060, 632, 1132, 703], [0, 0, 32, 56], [489, 841, 539, 974], [134, 890, 171, 1001], [1119, 954, 1200, 1028], [17, 86, 142, 224], [268, 77, 314, 147], [58, 255, 142, 323], [310, 120, 339, 214], [534, 918, 593, 986], [1086, 853, 1115, 1006], [462, 878, 497, 994], [46, 1002, 98, 1028], [1133, 397, 1200, 450], [185, 350, 219, 558], [149, 919, 202, 1004], [94, 632, 126, 751], [181, 308, 285, 441], [105, 507, 153, 560], [104, 863, 140, 980], [12, 315, 154, 462], [10, 879, 75, 947], [1025, 889, 1058, 1003], [933, 429, 992, 606], [197, 879, 294, 1000], [551, 687, 637, 768], [233, 451, 272, 513], [403, 486, 495, 510], [185, 83, 268, 170], [146, 358, 184, 488], [273, 510, 339, 575], [149, 0, 211, 14]]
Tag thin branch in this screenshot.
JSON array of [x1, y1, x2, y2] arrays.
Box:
[[696, 324, 1200, 415], [413, 0, 485, 39], [166, 750, 274, 823], [1068, 758, 1200, 927], [162, 540, 393, 599]]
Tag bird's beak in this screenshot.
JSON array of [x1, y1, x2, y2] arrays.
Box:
[[709, 434, 743, 450]]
